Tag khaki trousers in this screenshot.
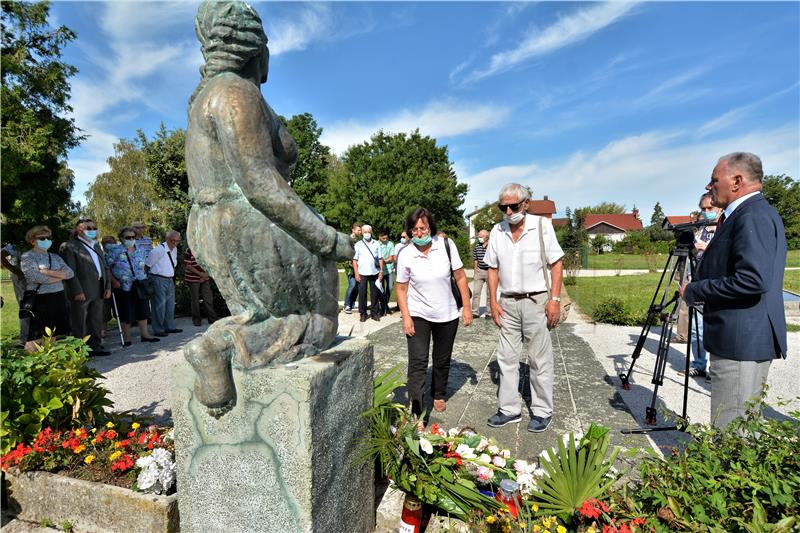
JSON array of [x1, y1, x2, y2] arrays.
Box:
[[710, 355, 771, 429], [471, 268, 489, 315], [496, 293, 554, 418]]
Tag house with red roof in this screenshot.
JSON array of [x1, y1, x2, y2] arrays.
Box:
[[582, 210, 644, 244], [466, 195, 557, 239], [661, 215, 693, 229]]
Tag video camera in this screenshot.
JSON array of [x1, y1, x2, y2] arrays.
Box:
[[663, 219, 717, 251]]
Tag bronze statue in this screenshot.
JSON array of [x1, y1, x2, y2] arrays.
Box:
[[184, 0, 354, 417]]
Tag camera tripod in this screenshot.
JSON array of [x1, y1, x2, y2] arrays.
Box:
[[619, 229, 701, 434]]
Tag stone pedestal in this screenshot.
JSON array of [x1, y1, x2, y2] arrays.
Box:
[[172, 337, 374, 533]]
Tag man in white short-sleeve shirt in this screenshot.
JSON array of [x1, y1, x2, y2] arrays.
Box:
[[352, 224, 383, 322], [483, 183, 564, 433]]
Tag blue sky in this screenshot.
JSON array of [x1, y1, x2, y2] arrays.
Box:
[[53, 1, 799, 222]]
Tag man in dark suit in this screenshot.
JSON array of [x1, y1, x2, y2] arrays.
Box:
[[62, 218, 112, 356], [681, 152, 787, 428]]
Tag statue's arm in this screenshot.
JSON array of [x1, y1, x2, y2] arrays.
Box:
[[209, 79, 338, 256]]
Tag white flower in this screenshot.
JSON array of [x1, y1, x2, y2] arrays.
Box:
[[475, 437, 489, 452], [500, 449, 511, 459], [513, 459, 529, 473], [487, 445, 500, 455], [448, 428, 460, 437], [455, 443, 476, 460], [516, 472, 535, 495], [419, 438, 433, 455], [135, 448, 176, 495], [492, 455, 506, 468], [477, 453, 491, 464]]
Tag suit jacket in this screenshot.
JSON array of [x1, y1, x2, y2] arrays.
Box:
[[684, 193, 787, 361], [62, 238, 111, 300]]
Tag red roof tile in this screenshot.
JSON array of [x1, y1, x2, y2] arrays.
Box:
[[527, 199, 556, 216], [583, 214, 643, 231]]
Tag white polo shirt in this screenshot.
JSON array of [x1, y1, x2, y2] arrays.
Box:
[[483, 214, 564, 295], [353, 239, 381, 276], [146, 242, 178, 277], [396, 237, 463, 323]]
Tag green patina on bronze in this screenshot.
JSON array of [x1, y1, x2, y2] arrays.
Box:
[[183, 0, 354, 417]]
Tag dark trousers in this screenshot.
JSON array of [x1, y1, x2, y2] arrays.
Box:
[[344, 274, 358, 309], [358, 274, 380, 318], [70, 279, 105, 349], [189, 280, 218, 324], [406, 317, 459, 416]]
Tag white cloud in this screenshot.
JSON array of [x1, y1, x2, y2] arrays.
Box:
[[697, 82, 800, 137], [461, 2, 638, 83], [267, 4, 333, 56], [459, 124, 799, 221], [321, 100, 512, 154]]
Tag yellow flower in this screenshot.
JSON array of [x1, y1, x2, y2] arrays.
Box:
[[557, 526, 567, 533], [106, 422, 115, 429], [109, 451, 122, 461], [90, 438, 97, 445], [531, 503, 539, 512], [520, 522, 527, 529], [533, 526, 541, 533], [502, 526, 511, 533], [72, 445, 86, 454], [91, 428, 97, 433], [84, 455, 96, 464], [131, 422, 140, 430], [486, 516, 497, 525], [587, 528, 596, 533]]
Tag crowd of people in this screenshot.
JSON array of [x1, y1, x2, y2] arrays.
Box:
[[2, 219, 217, 355]]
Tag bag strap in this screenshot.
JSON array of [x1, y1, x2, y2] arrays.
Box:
[[363, 240, 379, 262], [538, 216, 551, 297], [79, 239, 101, 259], [123, 248, 138, 280], [443, 238, 456, 272], [164, 243, 176, 275]]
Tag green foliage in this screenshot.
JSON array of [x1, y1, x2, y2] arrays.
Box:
[[325, 130, 468, 238], [281, 112, 332, 213], [628, 396, 800, 531], [591, 235, 610, 254], [84, 137, 170, 238], [471, 202, 502, 234], [1, 0, 84, 245], [532, 424, 619, 522], [762, 174, 800, 249], [0, 334, 113, 454], [139, 124, 189, 237], [592, 297, 641, 325]]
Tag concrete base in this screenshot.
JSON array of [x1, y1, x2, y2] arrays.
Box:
[[3, 470, 178, 532], [172, 337, 374, 533]]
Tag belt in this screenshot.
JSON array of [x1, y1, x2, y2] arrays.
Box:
[[149, 273, 173, 279], [501, 291, 546, 300]]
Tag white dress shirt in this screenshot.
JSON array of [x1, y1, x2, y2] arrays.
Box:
[[396, 237, 463, 323], [353, 239, 382, 276], [724, 191, 761, 220], [483, 214, 564, 295], [77, 236, 103, 278], [146, 242, 178, 277]]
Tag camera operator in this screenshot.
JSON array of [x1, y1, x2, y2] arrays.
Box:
[[680, 153, 787, 429], [680, 192, 722, 381]]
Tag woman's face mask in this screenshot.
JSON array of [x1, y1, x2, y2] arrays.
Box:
[[702, 211, 718, 221]]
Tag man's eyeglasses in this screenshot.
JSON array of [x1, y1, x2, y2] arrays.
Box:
[[36, 236, 52, 241], [498, 201, 525, 213], [122, 235, 136, 239], [85, 226, 97, 231]]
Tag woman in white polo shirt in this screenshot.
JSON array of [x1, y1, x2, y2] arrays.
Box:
[[396, 208, 472, 419]]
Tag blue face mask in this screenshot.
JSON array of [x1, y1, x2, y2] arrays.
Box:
[[702, 211, 718, 221], [85, 230, 98, 240], [37, 239, 52, 251], [400, 237, 407, 244], [123, 239, 136, 248], [412, 235, 432, 246]]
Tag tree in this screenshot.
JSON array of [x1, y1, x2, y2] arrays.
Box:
[[138, 124, 188, 238], [1, 1, 83, 244], [762, 174, 800, 249], [84, 137, 169, 238], [471, 201, 502, 234], [649, 202, 665, 227], [324, 130, 468, 239], [280, 112, 331, 213], [647, 201, 671, 242]]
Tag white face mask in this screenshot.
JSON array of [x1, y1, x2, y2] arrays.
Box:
[[362, 233, 372, 241], [504, 211, 525, 225]]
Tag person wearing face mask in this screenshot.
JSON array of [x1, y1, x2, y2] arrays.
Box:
[[105, 227, 160, 346], [377, 230, 395, 316], [20, 225, 73, 350], [352, 224, 383, 322], [484, 183, 564, 433], [62, 218, 113, 356], [343, 223, 362, 314], [471, 230, 491, 318], [396, 208, 472, 421]]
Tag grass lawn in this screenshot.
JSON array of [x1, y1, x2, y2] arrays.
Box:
[[585, 253, 666, 271], [1, 280, 20, 340], [784, 270, 800, 294], [566, 273, 663, 321]]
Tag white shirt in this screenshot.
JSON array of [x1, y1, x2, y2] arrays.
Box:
[[146, 242, 178, 277], [724, 191, 761, 220], [483, 214, 564, 295], [396, 237, 463, 323], [392, 241, 407, 257], [77, 236, 103, 278], [353, 239, 381, 276]]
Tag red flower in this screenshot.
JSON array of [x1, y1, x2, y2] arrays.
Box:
[[580, 499, 603, 520], [631, 517, 646, 528], [105, 429, 117, 440], [1, 443, 33, 471], [139, 433, 147, 445], [110, 453, 135, 472], [127, 430, 136, 438], [443, 452, 463, 466], [602, 526, 618, 533]]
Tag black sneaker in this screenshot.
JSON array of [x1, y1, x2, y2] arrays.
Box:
[[527, 416, 552, 433], [487, 411, 522, 428], [688, 368, 707, 378], [166, 328, 183, 334], [360, 316, 368, 322]]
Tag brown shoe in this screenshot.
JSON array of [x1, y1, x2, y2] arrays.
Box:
[[433, 399, 446, 413]]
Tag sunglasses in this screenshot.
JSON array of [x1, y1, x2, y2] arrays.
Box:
[[85, 226, 97, 230], [122, 235, 136, 239], [37, 236, 52, 241], [498, 201, 525, 212]]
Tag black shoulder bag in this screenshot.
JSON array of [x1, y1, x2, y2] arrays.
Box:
[[125, 249, 155, 299], [19, 253, 50, 320], [443, 238, 471, 310]]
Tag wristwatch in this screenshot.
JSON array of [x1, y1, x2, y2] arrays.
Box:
[[550, 296, 561, 302]]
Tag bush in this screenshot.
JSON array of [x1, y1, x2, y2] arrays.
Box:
[[592, 297, 631, 325], [623, 396, 800, 532], [0, 334, 114, 454]]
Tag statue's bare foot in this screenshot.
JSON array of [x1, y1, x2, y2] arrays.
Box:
[[184, 321, 237, 416]]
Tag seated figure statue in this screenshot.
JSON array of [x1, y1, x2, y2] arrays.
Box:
[[184, 0, 354, 417]]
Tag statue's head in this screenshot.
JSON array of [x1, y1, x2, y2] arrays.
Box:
[[195, 1, 269, 84]]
